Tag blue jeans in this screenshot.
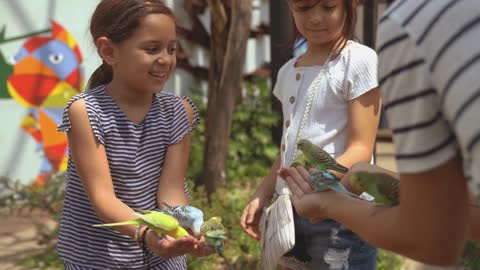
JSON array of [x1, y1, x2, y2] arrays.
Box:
[[283, 210, 377, 270]]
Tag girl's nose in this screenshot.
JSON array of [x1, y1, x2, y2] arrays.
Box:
[[308, 6, 324, 24], [156, 51, 170, 65]]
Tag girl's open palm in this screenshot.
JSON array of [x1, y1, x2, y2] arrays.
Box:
[[240, 195, 267, 240], [147, 233, 198, 258]]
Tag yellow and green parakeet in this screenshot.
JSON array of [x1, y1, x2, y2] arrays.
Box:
[[93, 210, 189, 239], [350, 171, 400, 206], [200, 217, 228, 257], [297, 139, 348, 174], [291, 154, 314, 169]]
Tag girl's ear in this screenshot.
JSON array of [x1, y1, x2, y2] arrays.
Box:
[[96, 37, 116, 65]]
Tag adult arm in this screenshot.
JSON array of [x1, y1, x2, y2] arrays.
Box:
[[284, 155, 470, 266]]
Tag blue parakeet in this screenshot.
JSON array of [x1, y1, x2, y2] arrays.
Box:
[[161, 202, 204, 237], [309, 170, 362, 199]]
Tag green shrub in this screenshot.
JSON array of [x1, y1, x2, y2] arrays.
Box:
[[1, 174, 65, 269], [376, 249, 404, 270], [461, 241, 480, 269], [187, 77, 280, 183], [186, 179, 263, 270]]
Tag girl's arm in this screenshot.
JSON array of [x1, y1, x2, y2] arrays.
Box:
[[67, 99, 139, 239], [240, 155, 281, 240], [335, 87, 382, 193], [157, 98, 194, 207], [256, 155, 281, 200]]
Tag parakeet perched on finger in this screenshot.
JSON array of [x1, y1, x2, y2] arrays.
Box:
[[93, 210, 189, 239], [200, 217, 227, 257], [291, 154, 314, 169], [297, 139, 349, 174], [309, 170, 363, 200], [161, 202, 204, 237], [350, 171, 400, 206]]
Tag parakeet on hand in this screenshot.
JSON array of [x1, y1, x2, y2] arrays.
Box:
[[291, 154, 314, 169], [309, 170, 362, 199], [349, 171, 400, 206], [200, 217, 227, 257], [297, 139, 349, 174], [161, 202, 204, 237], [93, 210, 189, 239]]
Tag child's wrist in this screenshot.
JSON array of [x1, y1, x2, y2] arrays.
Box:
[[134, 224, 147, 247]]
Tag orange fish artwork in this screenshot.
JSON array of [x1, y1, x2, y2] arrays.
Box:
[[6, 20, 83, 186]]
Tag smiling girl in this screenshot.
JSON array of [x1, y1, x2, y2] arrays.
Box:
[[56, 1, 213, 269]]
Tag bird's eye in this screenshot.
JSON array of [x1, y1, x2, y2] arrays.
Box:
[[48, 53, 64, 64]]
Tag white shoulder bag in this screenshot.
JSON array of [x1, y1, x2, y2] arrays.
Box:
[[260, 52, 332, 270]]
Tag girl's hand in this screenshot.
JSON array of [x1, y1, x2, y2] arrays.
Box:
[[188, 236, 216, 257], [146, 232, 198, 258], [279, 166, 341, 223], [277, 166, 315, 194], [240, 191, 269, 240]]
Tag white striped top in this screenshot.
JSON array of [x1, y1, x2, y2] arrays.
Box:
[[377, 0, 480, 198], [56, 85, 198, 269]]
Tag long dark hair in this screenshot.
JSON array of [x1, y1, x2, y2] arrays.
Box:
[[291, 0, 359, 59], [87, 0, 175, 90]]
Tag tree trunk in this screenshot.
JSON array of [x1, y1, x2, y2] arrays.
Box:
[[201, 1, 252, 196], [269, 0, 294, 146]]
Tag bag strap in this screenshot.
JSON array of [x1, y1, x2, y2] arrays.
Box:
[[276, 51, 333, 196], [290, 51, 332, 163]]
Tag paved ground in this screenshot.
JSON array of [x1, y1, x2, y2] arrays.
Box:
[[0, 209, 55, 270]]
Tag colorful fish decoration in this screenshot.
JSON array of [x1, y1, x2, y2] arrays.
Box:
[[5, 20, 83, 186]]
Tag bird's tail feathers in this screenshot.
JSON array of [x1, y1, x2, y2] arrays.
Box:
[[93, 219, 141, 227]]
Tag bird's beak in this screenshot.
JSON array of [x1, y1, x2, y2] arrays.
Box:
[[193, 220, 203, 237]]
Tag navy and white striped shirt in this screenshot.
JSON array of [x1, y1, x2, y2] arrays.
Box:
[[378, 0, 480, 198], [57, 85, 199, 269]]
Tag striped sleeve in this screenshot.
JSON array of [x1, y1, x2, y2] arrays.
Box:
[[170, 96, 200, 145], [426, 4, 480, 196], [57, 93, 105, 145], [377, 15, 458, 174]]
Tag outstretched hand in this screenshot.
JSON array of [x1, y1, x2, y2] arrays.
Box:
[[188, 236, 217, 257], [278, 166, 340, 223], [240, 193, 268, 240], [146, 232, 207, 258]]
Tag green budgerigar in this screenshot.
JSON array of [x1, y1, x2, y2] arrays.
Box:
[[350, 171, 400, 206], [93, 210, 189, 239], [291, 154, 314, 169], [200, 217, 228, 257], [297, 139, 349, 174]]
